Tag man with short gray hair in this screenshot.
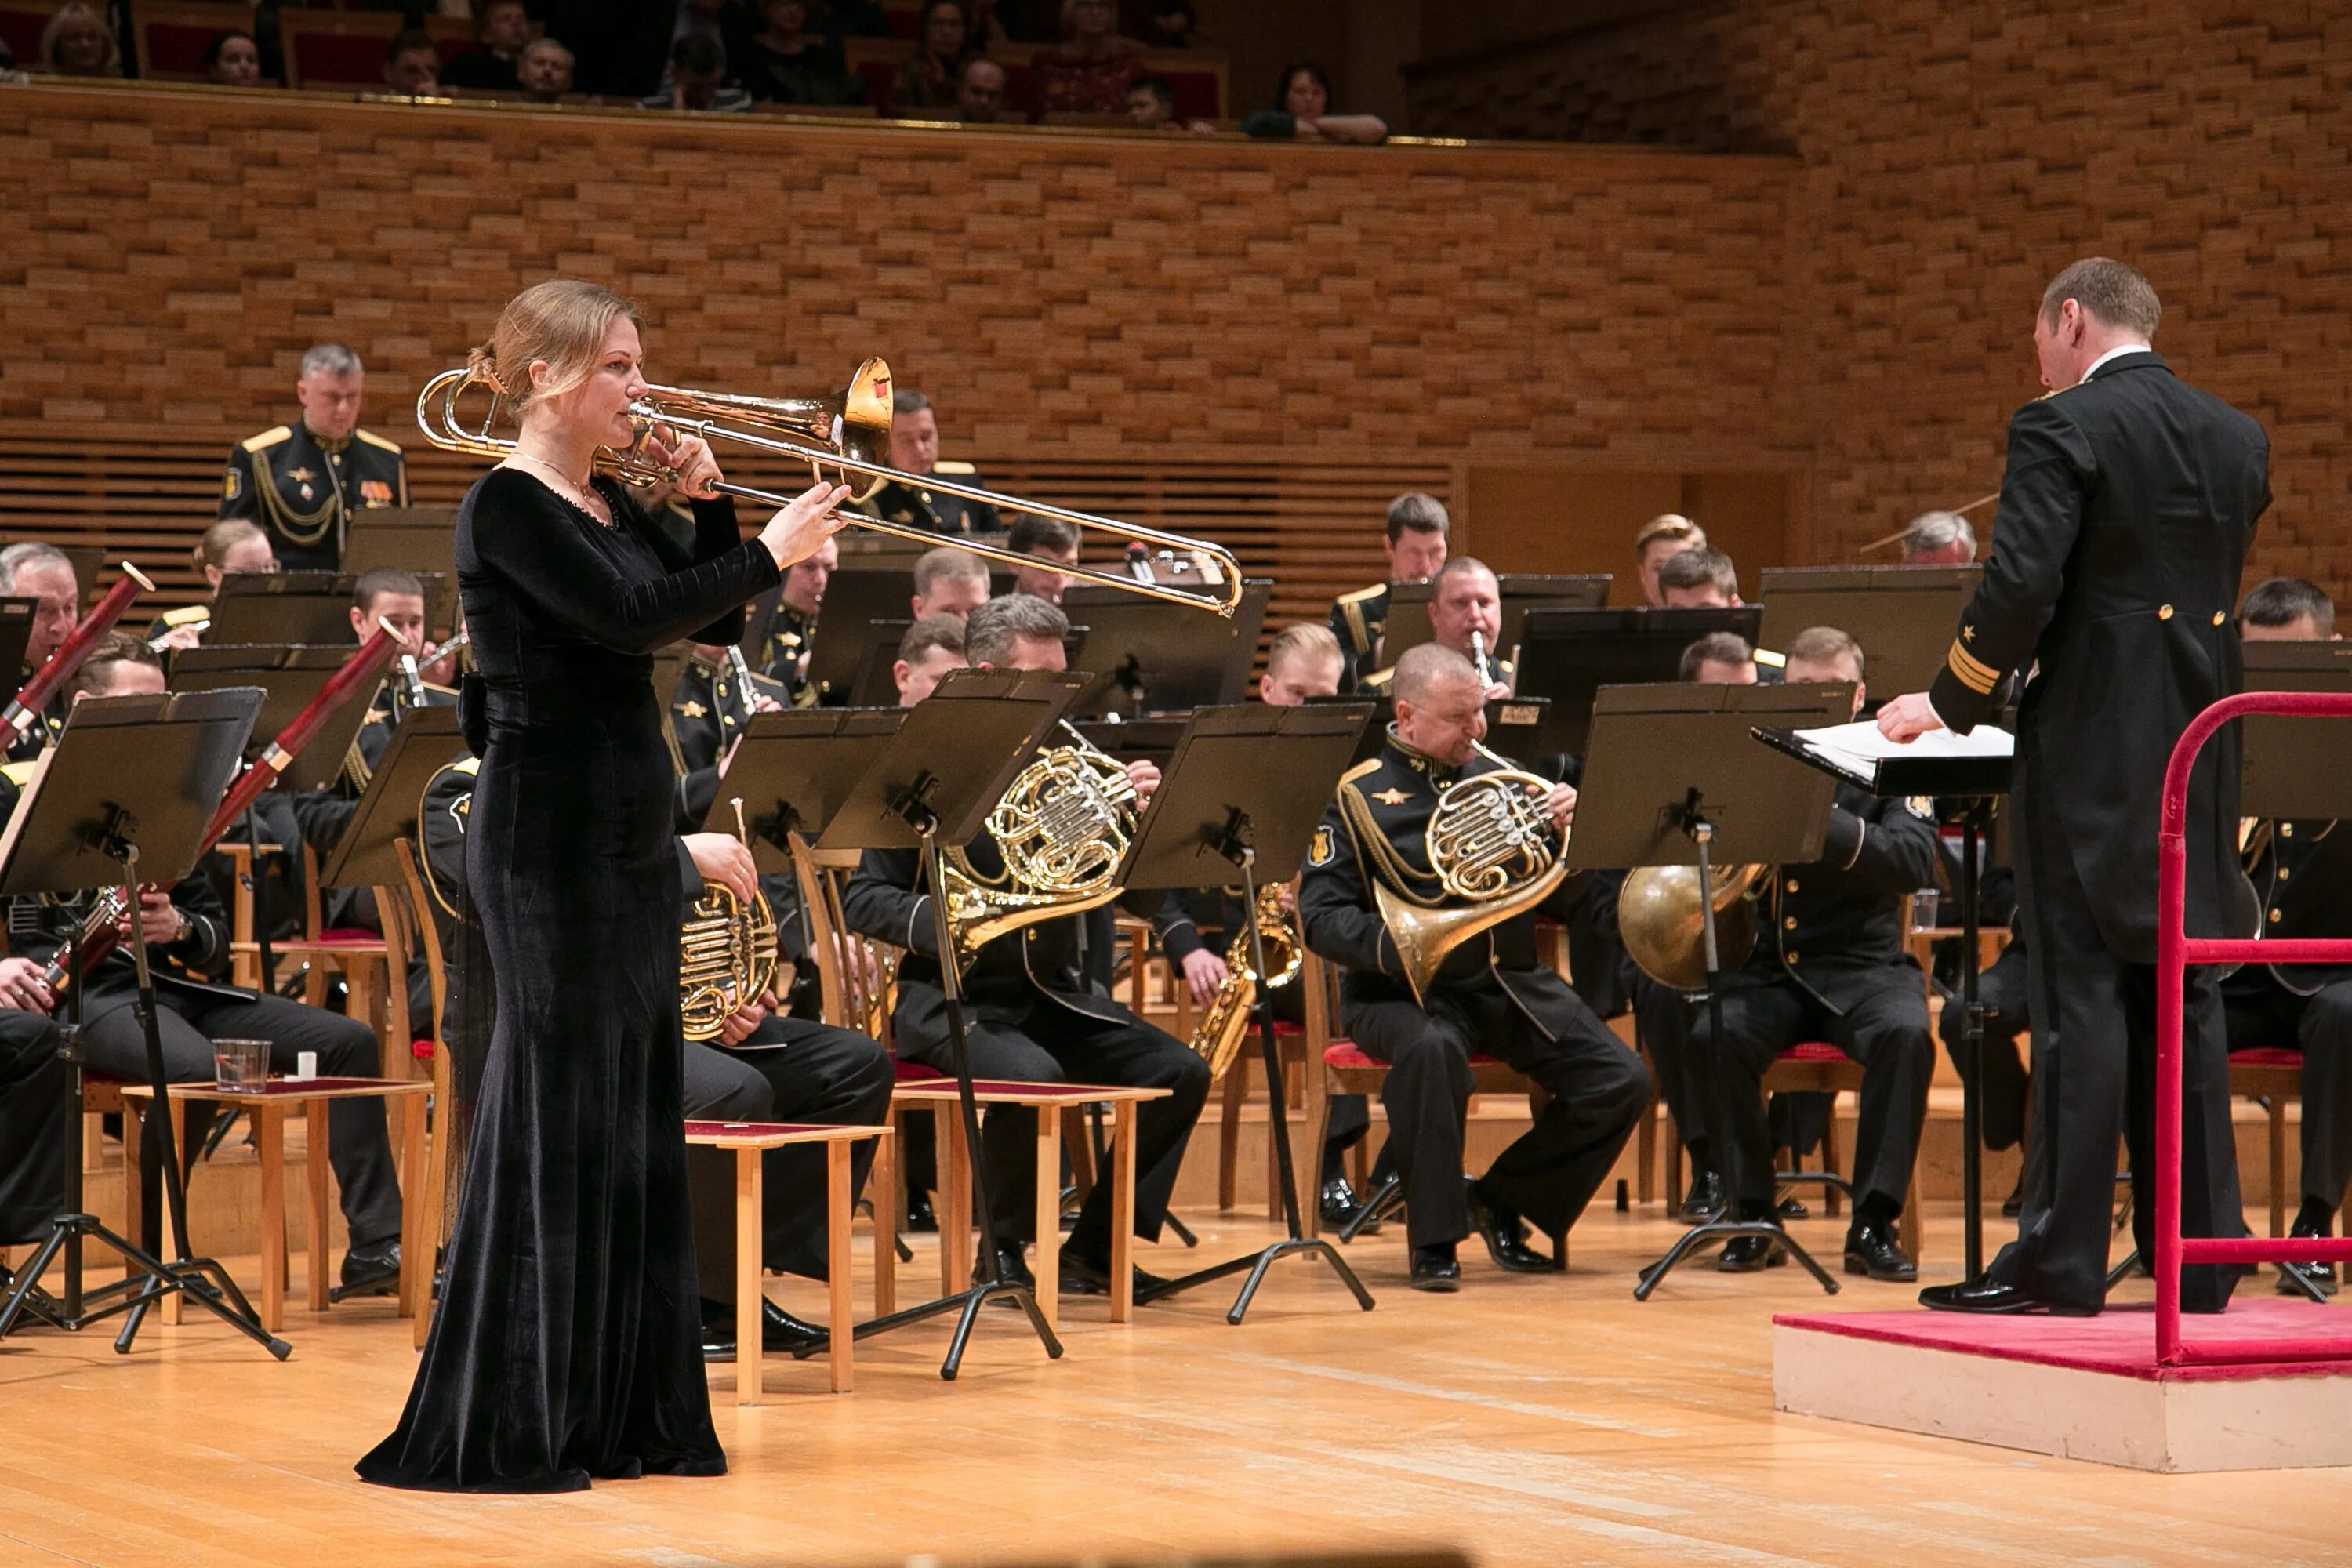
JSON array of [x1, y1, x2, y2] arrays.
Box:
[[1896, 510, 1976, 567], [221, 341, 408, 572], [0, 543, 79, 761]]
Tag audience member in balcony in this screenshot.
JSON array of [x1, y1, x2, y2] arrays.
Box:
[[1125, 74, 1210, 134], [1030, 0, 1142, 117], [887, 0, 976, 116], [955, 53, 1007, 123], [383, 29, 443, 96], [38, 2, 120, 78], [204, 30, 263, 88], [742, 0, 862, 104], [517, 38, 575, 103], [644, 31, 753, 111], [1242, 63, 1387, 144], [442, 0, 532, 93]]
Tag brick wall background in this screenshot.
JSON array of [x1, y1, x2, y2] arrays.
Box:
[[1406, 0, 2352, 597]]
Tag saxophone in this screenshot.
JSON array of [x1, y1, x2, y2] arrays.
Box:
[[1188, 884, 1302, 1079], [679, 797, 781, 1043], [938, 725, 1138, 960]]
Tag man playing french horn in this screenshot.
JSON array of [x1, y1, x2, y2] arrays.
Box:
[[1299, 644, 1649, 1292], [840, 593, 1211, 1298]]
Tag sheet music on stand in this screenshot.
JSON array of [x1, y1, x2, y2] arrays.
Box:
[[1751, 720, 2013, 797]]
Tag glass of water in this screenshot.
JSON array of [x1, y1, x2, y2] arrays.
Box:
[[1908, 889, 1941, 932], [212, 1038, 271, 1093]]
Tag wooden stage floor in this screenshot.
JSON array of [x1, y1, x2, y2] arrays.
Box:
[[3, 1203, 2346, 1568]]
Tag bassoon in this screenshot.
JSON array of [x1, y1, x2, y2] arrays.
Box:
[[2, 562, 157, 739]]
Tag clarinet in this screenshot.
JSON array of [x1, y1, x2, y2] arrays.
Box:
[[1471, 630, 1494, 688]]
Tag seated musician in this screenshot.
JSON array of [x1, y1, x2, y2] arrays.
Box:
[[747, 533, 837, 702], [859, 390, 1000, 536], [911, 546, 990, 623], [1635, 514, 1706, 607], [291, 567, 450, 855], [2, 635, 405, 1292], [2229, 577, 2352, 1294], [150, 520, 280, 651], [1005, 515, 1080, 607], [1327, 492, 1449, 692], [673, 636, 789, 780], [1298, 643, 1648, 1291], [1363, 555, 1510, 698], [840, 593, 1211, 1296], [416, 751, 892, 1359], [1656, 546, 1744, 610], [0, 988, 68, 1267], [1686, 626, 1936, 1279], [1, 543, 82, 762]]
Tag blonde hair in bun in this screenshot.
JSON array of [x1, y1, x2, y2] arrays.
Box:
[[474, 279, 641, 424]]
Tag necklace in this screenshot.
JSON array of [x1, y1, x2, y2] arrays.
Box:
[[507, 451, 608, 522]]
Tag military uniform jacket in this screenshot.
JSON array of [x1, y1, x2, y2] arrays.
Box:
[[220, 419, 409, 572], [289, 675, 459, 855], [1326, 583, 1389, 692], [1298, 729, 1576, 1014], [2234, 818, 2352, 996], [671, 650, 790, 780], [751, 604, 821, 704], [858, 461, 998, 537], [1719, 782, 1939, 1015], [1928, 352, 2270, 961], [3, 682, 60, 764]]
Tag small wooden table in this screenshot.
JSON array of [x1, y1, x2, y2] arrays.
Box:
[[886, 1081, 1171, 1330], [118, 1077, 430, 1332], [684, 1120, 891, 1403]]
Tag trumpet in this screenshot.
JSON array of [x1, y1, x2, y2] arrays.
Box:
[[416, 358, 1245, 617]]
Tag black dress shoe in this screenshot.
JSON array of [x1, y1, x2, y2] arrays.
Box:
[[979, 1241, 1035, 1298], [1774, 1196, 1809, 1222], [1321, 1176, 1374, 1232], [1842, 1221, 1915, 1283], [700, 1325, 739, 1363], [1465, 1181, 1553, 1273], [1058, 1245, 1171, 1299], [903, 1190, 939, 1234], [1717, 1234, 1786, 1272], [698, 1298, 829, 1360], [1918, 1278, 2098, 1316], [1679, 1171, 1725, 1221], [1408, 1243, 1460, 1292], [2276, 1221, 2339, 1298], [337, 1240, 401, 1298], [2000, 1177, 2026, 1219]]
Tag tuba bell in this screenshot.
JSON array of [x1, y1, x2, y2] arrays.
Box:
[[680, 798, 782, 1043], [1366, 753, 1570, 1004], [938, 727, 1139, 961], [1188, 884, 1301, 1079], [1617, 862, 1767, 991]]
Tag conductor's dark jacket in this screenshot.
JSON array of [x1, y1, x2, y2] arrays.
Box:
[[1929, 351, 2270, 960]]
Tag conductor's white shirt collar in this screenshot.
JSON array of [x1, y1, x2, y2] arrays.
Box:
[[2080, 343, 2154, 383]]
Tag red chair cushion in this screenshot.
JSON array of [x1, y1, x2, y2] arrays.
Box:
[[1272, 1020, 1303, 1037], [314, 927, 386, 946], [1777, 1042, 1846, 1064], [411, 1039, 436, 1062], [2232, 1047, 2305, 1069], [1323, 1044, 1503, 1070], [892, 1057, 952, 1083]]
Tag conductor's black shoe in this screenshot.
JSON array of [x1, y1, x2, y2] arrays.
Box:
[[1322, 1176, 1373, 1232], [1842, 1221, 1915, 1283], [1716, 1235, 1786, 1272], [2001, 1178, 2026, 1219], [1774, 1196, 1809, 1221], [1465, 1182, 1554, 1273], [1408, 1243, 1461, 1292], [1680, 1171, 1725, 1221], [2276, 1220, 2339, 1298], [698, 1298, 829, 1359], [1918, 1278, 2098, 1316], [336, 1240, 401, 1298], [1058, 1245, 1171, 1300], [903, 1191, 939, 1234]]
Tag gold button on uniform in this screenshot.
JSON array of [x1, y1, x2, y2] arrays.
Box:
[[2270, 909, 2283, 924], [2158, 604, 2174, 620], [2282, 824, 2296, 837], [1784, 879, 1799, 892], [1786, 951, 1800, 964], [2212, 612, 2227, 626], [2278, 867, 2290, 881], [1784, 916, 1798, 930]]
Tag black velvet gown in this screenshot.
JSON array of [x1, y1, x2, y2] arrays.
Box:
[[358, 468, 779, 1493]]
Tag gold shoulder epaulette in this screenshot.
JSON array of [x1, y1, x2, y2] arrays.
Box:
[[1754, 648, 1787, 669], [932, 459, 977, 475], [354, 428, 404, 456], [1337, 584, 1384, 605], [240, 425, 292, 454], [161, 604, 209, 626], [1360, 666, 1395, 691], [1, 760, 38, 787], [448, 757, 481, 779], [1335, 757, 1382, 795]]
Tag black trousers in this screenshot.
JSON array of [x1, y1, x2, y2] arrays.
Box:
[[2226, 975, 2352, 1215], [0, 1009, 67, 1247], [1992, 784, 2247, 1312], [899, 1000, 1210, 1258], [82, 989, 401, 1254], [1702, 967, 1933, 1219], [1345, 970, 1648, 1251], [1940, 937, 2034, 1152], [681, 1019, 894, 1297]]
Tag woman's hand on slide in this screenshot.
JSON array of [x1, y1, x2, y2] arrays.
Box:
[[683, 833, 757, 906], [644, 433, 723, 500], [757, 480, 854, 569]]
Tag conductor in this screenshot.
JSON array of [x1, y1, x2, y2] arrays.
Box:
[[1878, 258, 2271, 1316]]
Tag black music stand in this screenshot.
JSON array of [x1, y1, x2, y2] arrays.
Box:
[[1753, 720, 2013, 1279], [1567, 681, 1850, 1299], [1128, 702, 1379, 1323], [0, 597, 36, 681], [165, 646, 377, 793], [315, 709, 468, 893], [343, 506, 456, 579], [801, 568, 920, 702], [1065, 579, 1272, 717], [206, 572, 358, 647], [817, 668, 1083, 1379], [1381, 574, 1613, 666], [1756, 566, 1984, 705], [1513, 605, 1766, 758], [846, 620, 915, 709], [712, 708, 909, 878], [0, 688, 291, 1357]]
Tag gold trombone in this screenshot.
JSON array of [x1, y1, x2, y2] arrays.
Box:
[[416, 358, 1244, 617]]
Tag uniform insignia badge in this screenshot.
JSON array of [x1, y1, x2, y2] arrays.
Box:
[[288, 467, 314, 484], [679, 700, 708, 719], [1962, 625, 1976, 643], [1308, 826, 1335, 867], [360, 480, 393, 504], [1374, 787, 1410, 806], [222, 470, 240, 501], [299, 485, 314, 501]]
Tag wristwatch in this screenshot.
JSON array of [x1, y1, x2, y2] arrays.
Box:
[[170, 911, 193, 947]]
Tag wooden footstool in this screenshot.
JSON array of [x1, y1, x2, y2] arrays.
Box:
[[884, 1081, 1171, 1331], [684, 1120, 891, 1403], [118, 1077, 430, 1331]]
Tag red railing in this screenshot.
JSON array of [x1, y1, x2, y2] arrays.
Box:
[[2156, 689, 2352, 1366]]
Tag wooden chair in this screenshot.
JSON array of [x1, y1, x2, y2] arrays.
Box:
[[2230, 1047, 2303, 1239], [1761, 1043, 1924, 1265], [1295, 953, 1568, 1268], [126, 0, 256, 80], [273, 8, 475, 89]]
